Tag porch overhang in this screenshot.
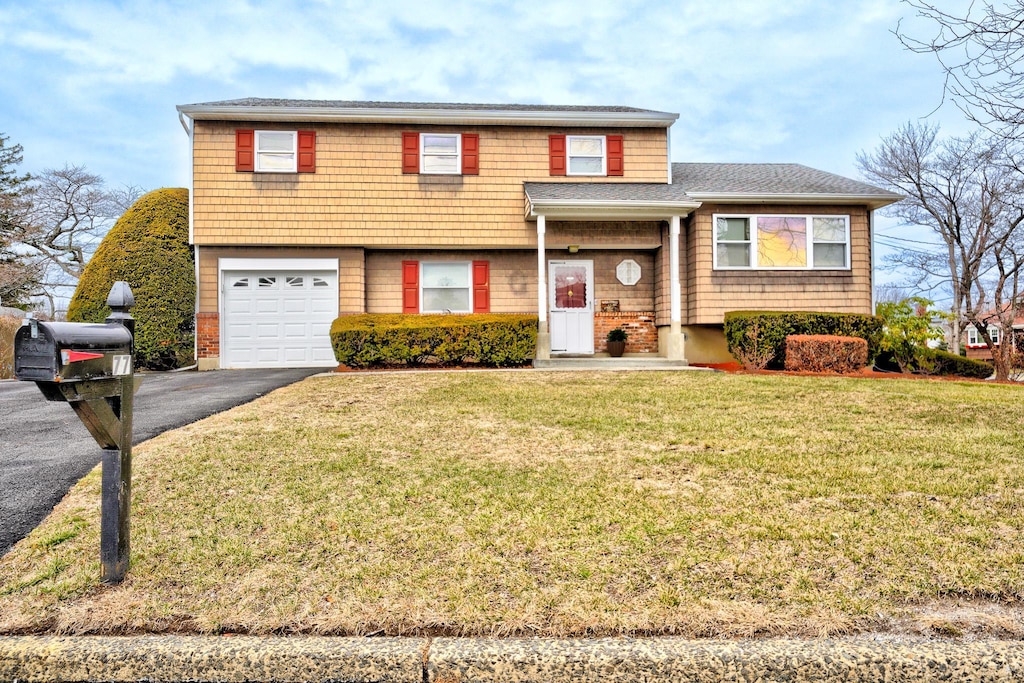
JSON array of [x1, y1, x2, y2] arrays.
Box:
[[524, 182, 701, 221]]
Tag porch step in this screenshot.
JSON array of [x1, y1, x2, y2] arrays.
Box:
[[532, 357, 710, 371]]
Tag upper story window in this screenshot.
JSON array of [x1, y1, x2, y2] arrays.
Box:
[[549, 134, 623, 177], [402, 132, 479, 175], [235, 129, 315, 173], [567, 136, 605, 175], [714, 214, 851, 270], [421, 134, 461, 174], [255, 131, 297, 172]]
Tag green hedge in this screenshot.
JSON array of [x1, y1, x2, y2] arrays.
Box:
[[67, 188, 194, 370], [724, 310, 884, 370], [875, 348, 993, 379], [330, 314, 538, 368]]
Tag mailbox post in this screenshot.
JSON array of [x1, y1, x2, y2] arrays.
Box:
[[14, 281, 140, 584]]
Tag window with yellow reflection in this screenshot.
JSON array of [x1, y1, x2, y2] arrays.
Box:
[[715, 214, 849, 270]]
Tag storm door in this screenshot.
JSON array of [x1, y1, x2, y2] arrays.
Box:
[[548, 260, 594, 354]]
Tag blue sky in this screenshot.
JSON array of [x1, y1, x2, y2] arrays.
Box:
[[0, 0, 976, 292]]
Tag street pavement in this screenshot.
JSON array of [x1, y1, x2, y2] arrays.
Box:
[[0, 368, 322, 555]]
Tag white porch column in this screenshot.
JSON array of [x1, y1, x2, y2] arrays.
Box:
[[666, 214, 685, 360], [535, 214, 551, 360]]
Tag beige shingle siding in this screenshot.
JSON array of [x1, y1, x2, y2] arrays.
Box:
[[192, 122, 669, 248], [685, 204, 872, 323]]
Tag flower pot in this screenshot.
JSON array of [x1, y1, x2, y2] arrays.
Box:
[[606, 340, 626, 357]]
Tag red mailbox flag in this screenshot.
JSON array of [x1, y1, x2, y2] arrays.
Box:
[[61, 349, 104, 364]]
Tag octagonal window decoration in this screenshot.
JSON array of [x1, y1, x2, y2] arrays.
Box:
[[616, 259, 641, 286]]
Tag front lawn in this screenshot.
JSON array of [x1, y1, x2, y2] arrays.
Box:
[[1, 371, 1022, 637]]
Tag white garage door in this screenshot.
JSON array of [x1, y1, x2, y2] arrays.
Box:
[[222, 271, 338, 368]]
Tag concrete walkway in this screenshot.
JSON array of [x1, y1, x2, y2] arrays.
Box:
[[1, 634, 1023, 681]]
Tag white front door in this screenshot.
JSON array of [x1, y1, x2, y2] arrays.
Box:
[[549, 260, 594, 354]]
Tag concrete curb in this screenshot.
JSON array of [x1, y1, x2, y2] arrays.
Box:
[[2, 635, 1024, 682]]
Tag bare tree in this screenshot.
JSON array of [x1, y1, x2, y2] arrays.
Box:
[[3, 165, 142, 313], [897, 1, 1024, 142], [858, 122, 1024, 380]]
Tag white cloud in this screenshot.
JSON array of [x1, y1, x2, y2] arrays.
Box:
[[0, 0, 974, 190]]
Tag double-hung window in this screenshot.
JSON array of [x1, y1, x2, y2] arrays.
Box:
[[421, 134, 461, 174], [714, 214, 851, 270], [567, 135, 605, 175], [420, 262, 472, 313], [255, 131, 297, 172]]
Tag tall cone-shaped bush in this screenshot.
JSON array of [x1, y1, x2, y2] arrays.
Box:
[[68, 188, 194, 370]]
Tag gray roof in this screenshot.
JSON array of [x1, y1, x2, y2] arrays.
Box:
[[183, 98, 667, 115], [672, 163, 899, 198], [176, 99, 678, 128], [525, 182, 696, 203]]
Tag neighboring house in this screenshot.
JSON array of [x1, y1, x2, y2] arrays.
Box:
[[964, 315, 1024, 361], [175, 99, 902, 370]]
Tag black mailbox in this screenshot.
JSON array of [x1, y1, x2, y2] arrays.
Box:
[[15, 320, 133, 385], [12, 282, 139, 584]]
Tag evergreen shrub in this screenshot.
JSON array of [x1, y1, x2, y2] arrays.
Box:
[[67, 188, 194, 370], [724, 310, 883, 370], [331, 313, 538, 368]]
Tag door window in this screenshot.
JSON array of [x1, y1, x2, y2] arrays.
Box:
[[553, 265, 588, 309]]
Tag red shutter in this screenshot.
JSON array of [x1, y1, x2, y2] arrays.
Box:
[[402, 132, 420, 174], [402, 260, 419, 313], [472, 261, 490, 313], [297, 130, 316, 173], [607, 135, 623, 176], [462, 133, 479, 175], [235, 129, 254, 172], [549, 135, 566, 176]]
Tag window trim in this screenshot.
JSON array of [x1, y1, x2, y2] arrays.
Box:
[[420, 133, 462, 175], [419, 261, 473, 313], [254, 130, 298, 173], [713, 213, 851, 271], [566, 135, 606, 176]]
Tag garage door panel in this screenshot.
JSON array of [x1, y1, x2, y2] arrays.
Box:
[[283, 323, 308, 338], [282, 298, 310, 314], [310, 299, 335, 314], [256, 323, 285, 338], [222, 268, 338, 369]]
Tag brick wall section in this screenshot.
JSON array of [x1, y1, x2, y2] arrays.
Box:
[[192, 122, 669, 249], [685, 204, 873, 324], [196, 312, 219, 358], [594, 312, 658, 353]]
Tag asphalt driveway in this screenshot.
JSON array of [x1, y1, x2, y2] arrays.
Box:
[[0, 368, 323, 555]]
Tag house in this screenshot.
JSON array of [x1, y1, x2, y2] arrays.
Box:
[[964, 314, 1024, 361], [174, 99, 902, 370]]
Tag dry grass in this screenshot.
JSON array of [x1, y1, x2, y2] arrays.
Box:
[[0, 316, 22, 379], [1, 371, 1023, 638]]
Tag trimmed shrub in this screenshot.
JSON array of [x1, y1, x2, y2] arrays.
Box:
[[876, 347, 993, 379], [724, 311, 884, 370], [67, 188, 194, 370], [784, 334, 868, 373], [331, 313, 538, 368]]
